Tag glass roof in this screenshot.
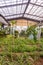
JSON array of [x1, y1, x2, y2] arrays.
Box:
[[0, 0, 43, 22]]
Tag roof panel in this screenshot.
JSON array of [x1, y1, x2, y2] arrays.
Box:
[[0, 0, 27, 6], [20, 5, 26, 13], [0, 4, 26, 16], [36, 0, 43, 5], [23, 0, 28, 3], [30, 0, 37, 3], [16, 5, 21, 14], [0, 8, 9, 16], [33, 7, 43, 15], [36, 10, 43, 17], [8, 6, 16, 15], [0, 0, 16, 6], [26, 4, 33, 13], [29, 5, 38, 14]]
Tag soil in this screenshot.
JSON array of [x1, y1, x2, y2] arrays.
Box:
[[35, 57, 43, 65]]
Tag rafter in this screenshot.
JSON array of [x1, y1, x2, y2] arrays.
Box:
[[4, 13, 23, 17], [22, 0, 30, 17], [4, 13, 43, 19], [0, 14, 8, 23], [26, 13, 43, 18], [6, 17, 40, 22], [0, 3, 27, 8], [30, 3, 43, 7]]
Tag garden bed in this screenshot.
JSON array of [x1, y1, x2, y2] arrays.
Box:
[[0, 36, 43, 65]]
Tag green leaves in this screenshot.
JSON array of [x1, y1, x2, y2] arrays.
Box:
[[0, 36, 43, 53], [26, 25, 37, 41], [11, 20, 17, 25]]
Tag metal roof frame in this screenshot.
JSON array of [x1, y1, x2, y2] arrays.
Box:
[[0, 0, 43, 23]]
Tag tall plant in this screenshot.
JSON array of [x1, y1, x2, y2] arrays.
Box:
[[11, 20, 17, 35], [10, 20, 17, 61]]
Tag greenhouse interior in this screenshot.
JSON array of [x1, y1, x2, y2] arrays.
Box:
[[0, 0, 43, 65]]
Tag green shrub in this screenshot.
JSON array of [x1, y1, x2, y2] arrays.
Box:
[[26, 25, 37, 41]]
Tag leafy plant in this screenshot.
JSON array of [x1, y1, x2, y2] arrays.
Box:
[[26, 25, 37, 41]]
